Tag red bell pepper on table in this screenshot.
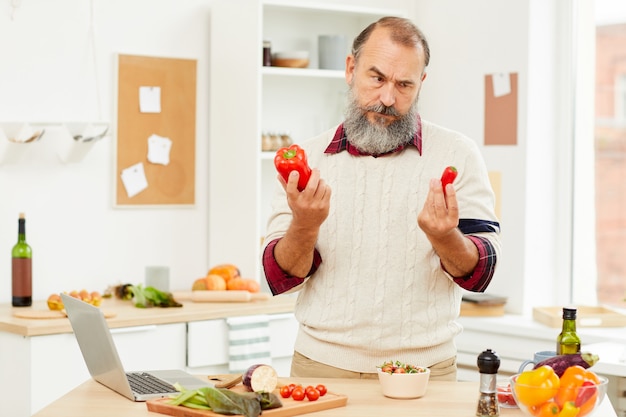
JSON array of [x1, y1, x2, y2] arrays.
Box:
[[274, 144, 312, 191]]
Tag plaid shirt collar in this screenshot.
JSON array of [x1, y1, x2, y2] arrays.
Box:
[[324, 113, 423, 157]]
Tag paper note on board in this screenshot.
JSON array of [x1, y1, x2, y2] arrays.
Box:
[[139, 86, 161, 113], [121, 162, 148, 198], [147, 134, 172, 165], [491, 73, 511, 97]]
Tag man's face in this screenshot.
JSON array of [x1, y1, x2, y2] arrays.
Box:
[[346, 28, 427, 126], [343, 27, 427, 155]]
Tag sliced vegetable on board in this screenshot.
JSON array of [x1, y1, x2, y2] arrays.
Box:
[[242, 364, 279, 392]]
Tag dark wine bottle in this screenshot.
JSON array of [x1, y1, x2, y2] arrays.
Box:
[[556, 307, 581, 354], [12, 212, 32, 307]]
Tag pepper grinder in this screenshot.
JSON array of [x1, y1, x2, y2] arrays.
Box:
[[476, 349, 500, 417]]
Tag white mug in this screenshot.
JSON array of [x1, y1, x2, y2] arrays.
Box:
[[145, 266, 170, 292], [318, 35, 347, 70], [518, 350, 557, 373]]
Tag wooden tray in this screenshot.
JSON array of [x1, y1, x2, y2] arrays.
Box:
[[172, 291, 271, 303], [460, 301, 505, 317], [533, 305, 626, 328], [146, 384, 348, 417]]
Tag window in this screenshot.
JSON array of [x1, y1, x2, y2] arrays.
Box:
[[592, 2, 626, 308]]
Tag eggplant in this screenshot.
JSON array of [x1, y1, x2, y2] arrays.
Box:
[[242, 364, 278, 392], [533, 352, 599, 377]]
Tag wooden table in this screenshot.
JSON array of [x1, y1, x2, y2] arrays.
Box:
[[32, 377, 617, 417]]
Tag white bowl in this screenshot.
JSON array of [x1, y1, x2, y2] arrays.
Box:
[[376, 366, 430, 399]]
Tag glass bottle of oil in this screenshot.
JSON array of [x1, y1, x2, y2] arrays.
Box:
[[556, 307, 581, 354]]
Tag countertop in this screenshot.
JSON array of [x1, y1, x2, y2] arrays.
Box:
[[457, 313, 626, 378], [32, 377, 618, 417], [0, 293, 296, 337]]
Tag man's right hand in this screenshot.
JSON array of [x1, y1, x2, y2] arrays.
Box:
[[275, 168, 331, 278]]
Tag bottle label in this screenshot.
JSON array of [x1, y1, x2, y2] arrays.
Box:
[[12, 257, 32, 297]]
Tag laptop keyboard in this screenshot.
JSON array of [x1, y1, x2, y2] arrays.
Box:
[[126, 372, 177, 395]]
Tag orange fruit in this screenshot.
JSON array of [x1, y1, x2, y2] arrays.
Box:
[[244, 279, 260, 293], [205, 274, 227, 291], [227, 278, 260, 293], [47, 294, 64, 311], [208, 264, 240, 283], [192, 277, 208, 291]]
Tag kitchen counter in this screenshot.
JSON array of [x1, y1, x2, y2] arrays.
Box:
[[32, 377, 618, 417], [0, 293, 296, 336]]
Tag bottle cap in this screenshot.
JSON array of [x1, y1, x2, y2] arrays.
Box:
[[477, 349, 500, 374], [563, 307, 577, 320]]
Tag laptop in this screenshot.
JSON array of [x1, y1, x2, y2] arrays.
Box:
[[61, 293, 211, 401]]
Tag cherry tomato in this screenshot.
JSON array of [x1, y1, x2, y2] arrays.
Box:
[[291, 387, 305, 401], [315, 384, 327, 396], [440, 166, 458, 197], [497, 385, 516, 406], [305, 385, 315, 393], [306, 388, 320, 401], [288, 383, 297, 394], [393, 367, 406, 373], [279, 385, 291, 398]]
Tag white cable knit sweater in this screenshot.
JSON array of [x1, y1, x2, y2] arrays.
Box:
[[264, 120, 500, 373]]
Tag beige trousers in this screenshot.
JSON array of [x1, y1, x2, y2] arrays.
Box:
[[290, 351, 457, 381]]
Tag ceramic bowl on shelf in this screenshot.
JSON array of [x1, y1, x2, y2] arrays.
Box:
[[509, 373, 608, 417], [376, 362, 430, 399], [272, 51, 310, 68]]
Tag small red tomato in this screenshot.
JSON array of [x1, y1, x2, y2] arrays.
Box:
[[440, 166, 458, 197], [288, 383, 297, 394], [306, 388, 320, 401], [305, 385, 315, 392], [280, 385, 291, 398], [315, 384, 327, 396], [291, 387, 305, 401], [393, 367, 406, 373]]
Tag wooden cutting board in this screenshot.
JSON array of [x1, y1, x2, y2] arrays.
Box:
[[172, 291, 271, 303], [12, 309, 117, 319], [146, 384, 348, 417]]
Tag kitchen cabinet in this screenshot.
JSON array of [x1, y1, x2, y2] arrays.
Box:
[[208, 0, 406, 281], [1, 322, 186, 417], [0, 296, 296, 417], [186, 312, 298, 376]]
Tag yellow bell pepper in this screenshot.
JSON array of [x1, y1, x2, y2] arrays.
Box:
[[514, 365, 560, 407], [558, 401, 580, 417]]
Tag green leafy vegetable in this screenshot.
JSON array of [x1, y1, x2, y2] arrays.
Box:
[[168, 384, 282, 417], [129, 284, 182, 308]]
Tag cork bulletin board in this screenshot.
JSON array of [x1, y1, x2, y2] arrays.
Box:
[[484, 72, 518, 146], [115, 54, 196, 206]]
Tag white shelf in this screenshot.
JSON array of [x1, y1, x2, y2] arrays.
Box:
[[209, 0, 407, 280], [262, 0, 403, 17], [262, 66, 344, 78]]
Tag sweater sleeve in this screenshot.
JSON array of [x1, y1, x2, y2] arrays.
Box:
[[449, 234, 498, 292], [262, 238, 322, 295]]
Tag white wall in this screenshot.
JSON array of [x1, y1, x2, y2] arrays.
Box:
[[0, 0, 212, 300], [0, 0, 411, 302], [0, 0, 578, 312], [412, 0, 587, 314]]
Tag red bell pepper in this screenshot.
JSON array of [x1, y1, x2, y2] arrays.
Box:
[[274, 144, 312, 191], [440, 166, 458, 197]]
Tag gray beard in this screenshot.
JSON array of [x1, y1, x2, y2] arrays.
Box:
[[343, 87, 419, 155]]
